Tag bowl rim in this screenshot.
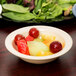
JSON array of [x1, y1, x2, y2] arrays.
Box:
[[5, 25, 73, 60]]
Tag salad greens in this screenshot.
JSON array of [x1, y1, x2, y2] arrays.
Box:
[[0, 0, 76, 22], [2, 4, 29, 13], [2, 12, 35, 21], [0, 0, 6, 4]]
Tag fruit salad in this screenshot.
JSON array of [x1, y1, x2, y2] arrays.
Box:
[[14, 27, 65, 56]]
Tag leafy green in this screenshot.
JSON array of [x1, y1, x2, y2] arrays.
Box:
[[0, 0, 6, 4], [1, 0, 76, 23], [70, 0, 76, 3], [59, 3, 72, 10], [46, 4, 63, 19], [16, 0, 23, 5], [2, 4, 29, 13], [58, 0, 70, 4], [36, 16, 45, 19], [35, 0, 38, 6], [33, 0, 43, 13], [58, 0, 76, 4], [2, 12, 35, 21]]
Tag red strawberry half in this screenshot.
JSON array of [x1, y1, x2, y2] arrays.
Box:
[[17, 39, 30, 55]]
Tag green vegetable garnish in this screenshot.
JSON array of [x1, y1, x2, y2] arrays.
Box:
[[2, 4, 29, 13], [1, 0, 76, 22], [2, 12, 35, 21]]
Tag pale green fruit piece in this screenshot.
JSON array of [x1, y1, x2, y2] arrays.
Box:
[[27, 41, 50, 56]]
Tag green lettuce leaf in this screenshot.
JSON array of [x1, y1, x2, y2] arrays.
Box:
[[2, 12, 35, 21], [2, 4, 29, 13]]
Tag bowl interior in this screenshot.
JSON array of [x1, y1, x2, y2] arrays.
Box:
[[5, 26, 73, 60]]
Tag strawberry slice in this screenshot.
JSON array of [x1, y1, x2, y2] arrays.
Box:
[[17, 39, 30, 55], [25, 35, 34, 41]]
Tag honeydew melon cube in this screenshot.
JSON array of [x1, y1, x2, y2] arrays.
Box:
[[27, 41, 50, 56]]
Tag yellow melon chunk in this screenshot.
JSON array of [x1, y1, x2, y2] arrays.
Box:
[[36, 51, 53, 56], [42, 34, 56, 47], [41, 34, 56, 41]]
